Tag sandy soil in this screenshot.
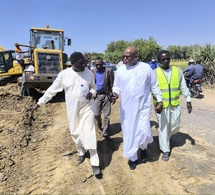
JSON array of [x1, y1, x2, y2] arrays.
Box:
[[0, 82, 215, 194]]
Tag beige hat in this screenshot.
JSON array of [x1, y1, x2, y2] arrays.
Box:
[[189, 59, 195, 63]]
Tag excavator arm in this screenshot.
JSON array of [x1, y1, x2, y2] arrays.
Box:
[[14, 43, 36, 49]]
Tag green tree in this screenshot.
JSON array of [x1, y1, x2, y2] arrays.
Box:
[[133, 37, 161, 62], [90, 52, 105, 61], [105, 37, 161, 63], [105, 40, 129, 63]]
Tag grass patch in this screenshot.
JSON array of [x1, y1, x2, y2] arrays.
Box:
[[171, 61, 188, 70]]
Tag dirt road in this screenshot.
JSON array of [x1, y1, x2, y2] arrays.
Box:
[[0, 83, 215, 194]]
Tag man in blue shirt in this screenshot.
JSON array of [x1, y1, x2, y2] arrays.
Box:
[[91, 57, 114, 141], [189, 59, 204, 84], [183, 59, 203, 86], [147, 56, 160, 70], [183, 59, 196, 86]]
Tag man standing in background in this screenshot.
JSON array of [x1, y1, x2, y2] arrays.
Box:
[[14, 43, 28, 72], [147, 56, 160, 70], [91, 57, 114, 141]]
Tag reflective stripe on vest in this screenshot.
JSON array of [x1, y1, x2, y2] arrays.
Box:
[[154, 66, 180, 108]]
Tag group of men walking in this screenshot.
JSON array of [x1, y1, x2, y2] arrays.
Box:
[[27, 46, 193, 176]]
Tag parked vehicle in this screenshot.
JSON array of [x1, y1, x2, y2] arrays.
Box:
[[106, 65, 117, 74]]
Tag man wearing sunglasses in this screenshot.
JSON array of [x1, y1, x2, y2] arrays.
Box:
[[27, 52, 101, 176], [91, 57, 114, 141], [111, 46, 163, 170]]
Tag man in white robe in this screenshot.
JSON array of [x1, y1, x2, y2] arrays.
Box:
[[27, 52, 101, 176], [112, 46, 163, 170], [155, 50, 192, 161]]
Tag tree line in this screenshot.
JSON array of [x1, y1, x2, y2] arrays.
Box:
[[86, 37, 215, 64]]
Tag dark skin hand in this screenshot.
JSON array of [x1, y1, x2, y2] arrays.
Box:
[[26, 104, 40, 117], [86, 92, 92, 100], [27, 92, 93, 117], [187, 102, 192, 114], [155, 102, 163, 114], [107, 93, 113, 103], [110, 92, 118, 105]]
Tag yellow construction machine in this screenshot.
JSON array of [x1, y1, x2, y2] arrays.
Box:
[[20, 24, 71, 90], [0, 46, 24, 76], [0, 25, 71, 89]]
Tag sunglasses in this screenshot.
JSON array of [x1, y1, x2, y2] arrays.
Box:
[[95, 64, 103, 66], [161, 58, 170, 61], [122, 55, 133, 58]]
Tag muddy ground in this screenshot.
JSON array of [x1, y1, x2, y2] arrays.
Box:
[[0, 81, 215, 194]]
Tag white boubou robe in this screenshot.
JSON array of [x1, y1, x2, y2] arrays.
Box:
[[37, 67, 97, 150], [113, 62, 162, 161]]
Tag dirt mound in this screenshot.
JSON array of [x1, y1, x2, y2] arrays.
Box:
[[0, 83, 215, 194]]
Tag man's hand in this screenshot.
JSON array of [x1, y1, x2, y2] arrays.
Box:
[[187, 102, 192, 114], [86, 92, 92, 100], [107, 93, 113, 103], [26, 104, 40, 117], [111, 92, 118, 105], [155, 102, 163, 114]]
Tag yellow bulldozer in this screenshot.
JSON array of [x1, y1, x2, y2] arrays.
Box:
[[0, 46, 24, 76], [21, 24, 71, 90], [0, 24, 71, 90]]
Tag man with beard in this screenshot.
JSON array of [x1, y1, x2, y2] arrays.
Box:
[[111, 46, 163, 170], [154, 50, 192, 161], [27, 52, 101, 176]]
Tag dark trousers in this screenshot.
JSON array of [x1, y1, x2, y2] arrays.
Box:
[[94, 94, 111, 136]]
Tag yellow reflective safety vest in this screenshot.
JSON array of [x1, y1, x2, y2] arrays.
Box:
[[154, 66, 180, 108]]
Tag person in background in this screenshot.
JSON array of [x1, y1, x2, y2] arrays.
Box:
[[84, 53, 91, 69], [18, 64, 35, 99], [189, 59, 204, 87], [51, 40, 55, 49], [27, 52, 101, 176], [154, 50, 192, 161], [111, 46, 163, 170], [91, 57, 114, 141], [14, 43, 28, 72], [183, 59, 196, 87], [147, 56, 160, 70]]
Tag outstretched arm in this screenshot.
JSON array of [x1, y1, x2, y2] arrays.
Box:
[[26, 72, 64, 116]]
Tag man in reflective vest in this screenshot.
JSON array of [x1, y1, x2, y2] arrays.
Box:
[[154, 50, 192, 161]]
